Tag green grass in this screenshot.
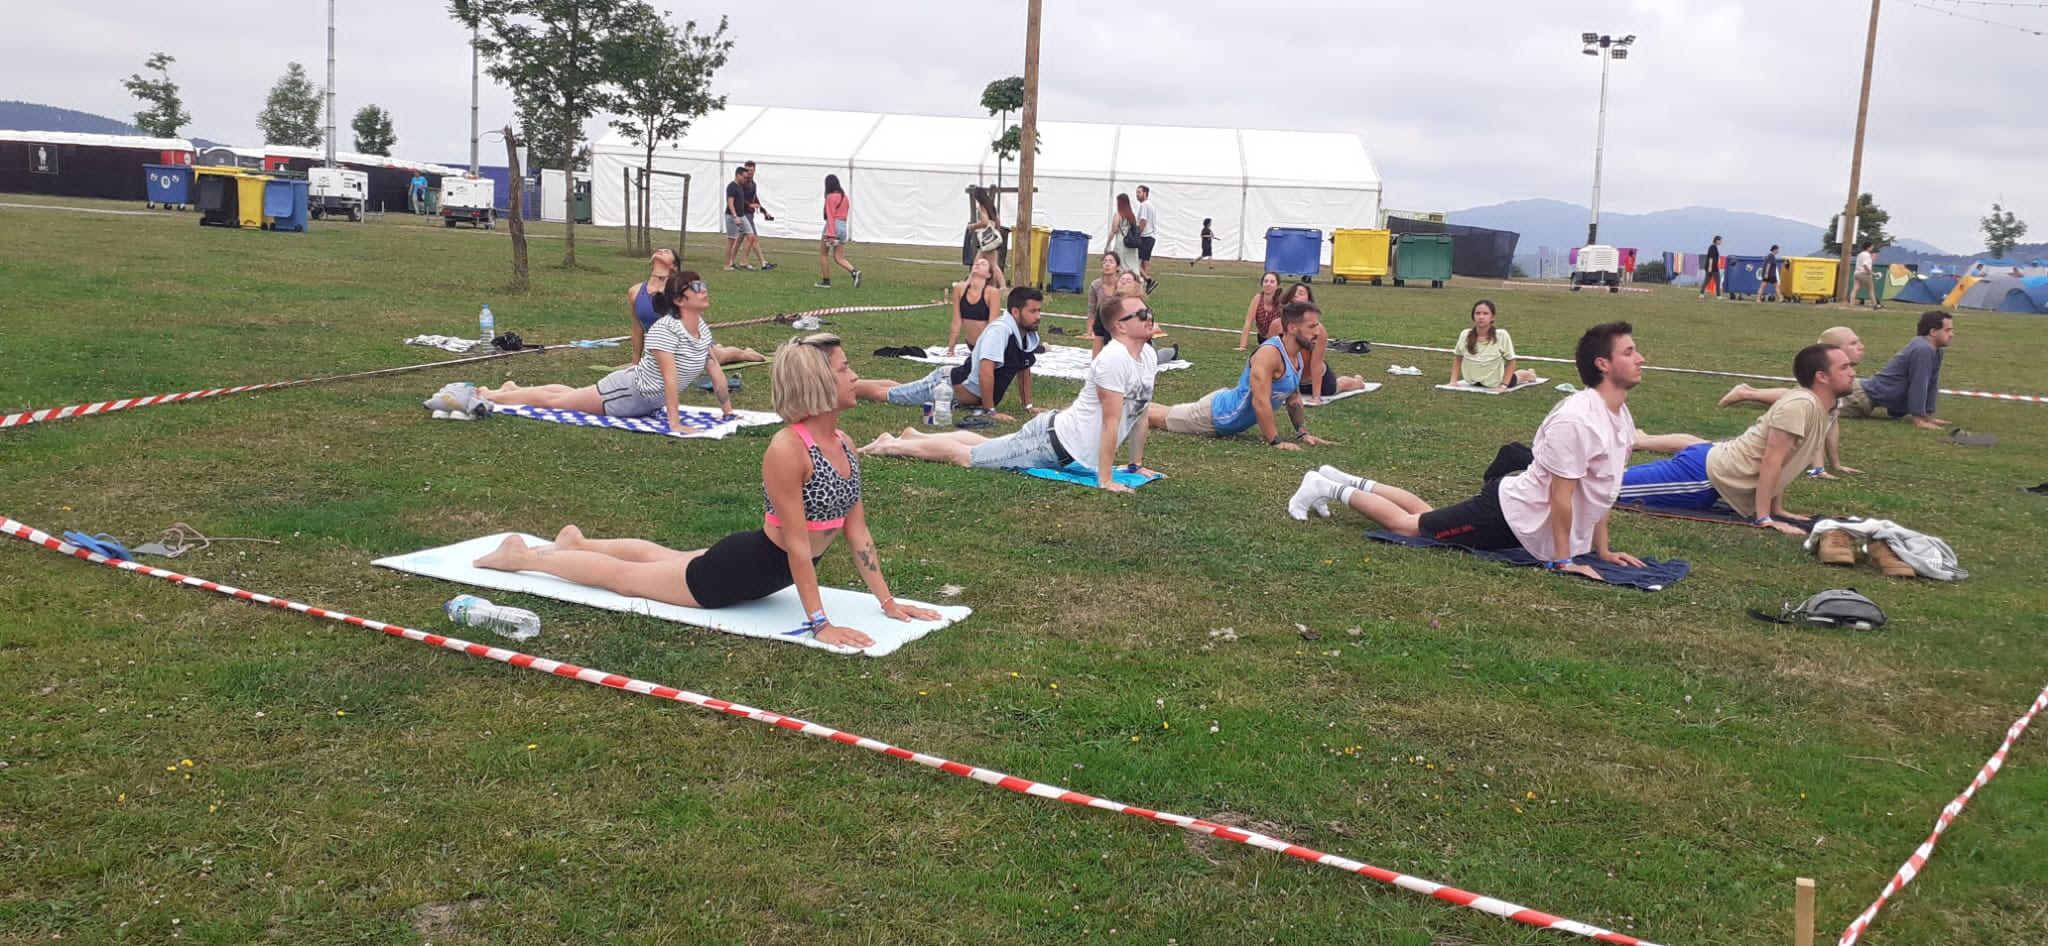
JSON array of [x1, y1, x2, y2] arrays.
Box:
[[2, 196, 2045, 946]]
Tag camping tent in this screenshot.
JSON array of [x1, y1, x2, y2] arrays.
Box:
[[1954, 276, 2033, 311], [2021, 278, 2048, 314], [588, 105, 1382, 264], [1892, 273, 1958, 305]]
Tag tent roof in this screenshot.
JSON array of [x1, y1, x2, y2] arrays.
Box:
[[724, 107, 881, 165], [262, 144, 466, 176], [856, 113, 994, 173], [1, 129, 193, 151]]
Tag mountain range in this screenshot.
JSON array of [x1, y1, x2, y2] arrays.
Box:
[[1447, 198, 1961, 276], [1, 100, 219, 148]]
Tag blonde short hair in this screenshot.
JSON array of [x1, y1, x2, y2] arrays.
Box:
[[771, 333, 844, 421]]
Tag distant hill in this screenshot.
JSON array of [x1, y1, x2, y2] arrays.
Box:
[[1450, 198, 1950, 275], [0, 101, 219, 148], [1880, 242, 2048, 273]]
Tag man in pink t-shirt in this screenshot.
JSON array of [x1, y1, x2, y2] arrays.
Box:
[[1288, 321, 1650, 581]]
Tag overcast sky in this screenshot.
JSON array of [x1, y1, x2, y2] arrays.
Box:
[[9, 0, 2045, 252]]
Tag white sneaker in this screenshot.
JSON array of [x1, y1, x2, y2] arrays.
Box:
[[1287, 471, 1335, 521], [1318, 464, 1366, 491]]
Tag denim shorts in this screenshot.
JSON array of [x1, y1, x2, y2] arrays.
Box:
[[885, 366, 952, 407], [968, 411, 1065, 471], [596, 368, 661, 418]]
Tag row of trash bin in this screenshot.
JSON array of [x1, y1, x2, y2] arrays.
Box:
[[144, 164, 311, 232], [1040, 227, 1452, 292], [1715, 255, 1841, 302]]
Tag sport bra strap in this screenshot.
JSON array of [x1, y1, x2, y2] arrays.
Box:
[[792, 424, 821, 450]]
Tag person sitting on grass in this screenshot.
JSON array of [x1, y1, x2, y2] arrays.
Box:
[[474, 334, 940, 650], [854, 286, 1045, 420], [1448, 299, 1538, 389], [1145, 299, 1334, 450], [483, 270, 733, 433], [1287, 321, 1649, 581], [626, 247, 761, 366], [1616, 343, 1857, 535], [861, 296, 1161, 493], [1718, 326, 1866, 477]]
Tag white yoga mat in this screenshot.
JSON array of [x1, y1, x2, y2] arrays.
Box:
[[1307, 383, 1381, 406], [493, 405, 782, 440], [899, 343, 1191, 381], [1433, 378, 1549, 395], [372, 533, 970, 657]]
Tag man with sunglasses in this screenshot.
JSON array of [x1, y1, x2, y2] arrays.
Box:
[[1146, 300, 1334, 450], [861, 296, 1161, 492]]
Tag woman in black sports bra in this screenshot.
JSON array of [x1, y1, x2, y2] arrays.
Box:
[[943, 256, 999, 355], [474, 334, 939, 650]]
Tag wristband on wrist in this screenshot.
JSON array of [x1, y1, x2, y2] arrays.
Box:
[[1295, 428, 1308, 440], [1269, 436, 1283, 446], [806, 609, 829, 633], [1023, 402, 1034, 410], [1125, 463, 1139, 473], [1753, 516, 1775, 525], [1545, 558, 1572, 571]]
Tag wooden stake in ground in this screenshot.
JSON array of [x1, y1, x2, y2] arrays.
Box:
[[1835, 0, 1881, 302], [501, 125, 530, 291], [1795, 877, 1815, 946]]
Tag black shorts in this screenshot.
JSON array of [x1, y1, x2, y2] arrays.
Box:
[[1298, 363, 1340, 396], [683, 529, 819, 609], [1415, 478, 1521, 551], [1138, 236, 1156, 262]]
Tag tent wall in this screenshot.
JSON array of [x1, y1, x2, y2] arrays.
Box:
[[588, 107, 1380, 266]]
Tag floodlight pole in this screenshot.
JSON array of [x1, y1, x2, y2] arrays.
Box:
[[469, 26, 481, 175], [1581, 34, 1630, 246], [1011, 0, 1042, 288], [324, 0, 336, 167], [1836, 0, 1881, 303]]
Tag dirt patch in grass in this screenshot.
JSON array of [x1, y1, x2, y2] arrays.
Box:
[[410, 898, 489, 941]]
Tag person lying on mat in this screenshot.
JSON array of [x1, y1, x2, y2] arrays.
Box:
[[1717, 326, 1865, 477], [627, 248, 763, 367], [1617, 343, 1855, 536], [486, 270, 733, 433], [854, 286, 1046, 419], [861, 296, 1161, 492], [1145, 299, 1334, 449], [1448, 299, 1539, 390], [475, 334, 939, 650], [1276, 281, 1368, 403], [1287, 321, 1648, 581]]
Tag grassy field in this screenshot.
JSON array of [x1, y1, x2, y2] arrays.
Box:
[[2, 195, 2044, 946]]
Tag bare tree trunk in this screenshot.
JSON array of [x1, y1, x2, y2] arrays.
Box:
[[503, 125, 529, 291], [561, 110, 578, 267]]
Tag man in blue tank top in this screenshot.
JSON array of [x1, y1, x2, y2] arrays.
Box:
[[1146, 300, 1336, 450]]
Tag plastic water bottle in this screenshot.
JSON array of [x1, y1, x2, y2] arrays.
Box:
[[478, 304, 495, 347], [445, 594, 539, 641], [931, 379, 953, 426]]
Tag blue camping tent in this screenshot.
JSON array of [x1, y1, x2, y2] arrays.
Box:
[[1957, 276, 2031, 311], [1893, 274, 1958, 305], [2007, 277, 2048, 314]]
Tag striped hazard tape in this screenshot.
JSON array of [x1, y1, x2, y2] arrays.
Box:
[[1838, 681, 2048, 946], [1, 512, 1663, 946]]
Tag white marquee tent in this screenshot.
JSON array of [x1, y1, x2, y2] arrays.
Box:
[[590, 105, 1381, 264]]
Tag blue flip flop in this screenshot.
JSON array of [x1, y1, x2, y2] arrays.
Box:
[[63, 531, 133, 561]]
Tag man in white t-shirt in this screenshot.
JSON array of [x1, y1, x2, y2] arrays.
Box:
[[861, 296, 1162, 492], [1133, 185, 1159, 291], [1853, 242, 1884, 309], [1288, 321, 1650, 580]]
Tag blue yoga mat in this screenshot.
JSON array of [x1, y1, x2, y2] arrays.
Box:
[[1363, 531, 1690, 591], [492, 405, 781, 440], [1021, 463, 1163, 490]]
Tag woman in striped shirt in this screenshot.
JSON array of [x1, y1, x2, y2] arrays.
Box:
[[482, 270, 732, 433]]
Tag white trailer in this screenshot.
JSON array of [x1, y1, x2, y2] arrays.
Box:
[[307, 167, 367, 221], [440, 176, 496, 229]]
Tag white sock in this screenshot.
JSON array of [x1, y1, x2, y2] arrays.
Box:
[[1318, 464, 1369, 491]]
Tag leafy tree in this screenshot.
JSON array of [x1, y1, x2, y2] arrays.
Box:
[[981, 76, 1025, 214], [517, 91, 587, 173], [351, 105, 396, 155], [122, 52, 191, 138], [1981, 203, 2028, 259], [606, 8, 732, 249], [1822, 193, 1892, 257], [1631, 259, 1667, 284], [257, 62, 324, 146], [454, 0, 654, 266]]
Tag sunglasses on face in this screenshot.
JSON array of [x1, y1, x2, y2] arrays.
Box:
[[688, 280, 708, 293], [1118, 307, 1154, 323]]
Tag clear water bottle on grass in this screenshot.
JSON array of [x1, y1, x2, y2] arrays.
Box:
[[478, 304, 495, 347], [931, 379, 952, 426], [445, 594, 539, 641]]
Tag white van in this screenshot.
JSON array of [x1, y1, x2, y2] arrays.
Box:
[[307, 167, 368, 221], [440, 176, 496, 229]]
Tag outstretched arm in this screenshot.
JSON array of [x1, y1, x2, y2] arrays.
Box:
[[842, 499, 941, 624], [1094, 388, 1130, 492], [1752, 427, 1809, 533]]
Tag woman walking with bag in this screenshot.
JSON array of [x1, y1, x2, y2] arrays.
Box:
[[815, 174, 860, 289]]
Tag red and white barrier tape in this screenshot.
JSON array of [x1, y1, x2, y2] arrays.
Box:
[[1837, 681, 2048, 946], [1, 302, 948, 430], [0, 512, 1662, 946], [1497, 280, 1654, 294], [1037, 314, 2044, 403]]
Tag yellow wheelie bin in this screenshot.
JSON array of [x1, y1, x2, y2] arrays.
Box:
[[235, 174, 273, 229], [1781, 256, 1839, 303], [1331, 228, 1391, 285], [1028, 225, 1051, 288]]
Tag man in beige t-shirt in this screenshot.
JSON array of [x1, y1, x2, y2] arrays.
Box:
[[1618, 343, 1858, 535]]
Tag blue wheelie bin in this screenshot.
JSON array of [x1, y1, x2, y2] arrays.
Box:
[[1720, 255, 1766, 299], [143, 164, 192, 210], [1047, 229, 1092, 293], [263, 178, 310, 232], [1264, 227, 1322, 279]]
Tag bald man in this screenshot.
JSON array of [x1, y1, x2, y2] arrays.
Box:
[[1716, 326, 1864, 477]]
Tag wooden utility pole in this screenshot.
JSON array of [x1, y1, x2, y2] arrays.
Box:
[[1011, 0, 1042, 288], [1837, 0, 1881, 302]]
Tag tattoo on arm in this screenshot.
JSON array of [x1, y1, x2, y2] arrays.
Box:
[[856, 542, 879, 574]]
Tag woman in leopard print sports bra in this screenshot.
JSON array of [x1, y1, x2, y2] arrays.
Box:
[[475, 333, 939, 650]]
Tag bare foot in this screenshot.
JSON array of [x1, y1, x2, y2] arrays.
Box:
[[552, 525, 585, 549], [474, 534, 531, 570], [859, 432, 896, 455], [493, 380, 521, 394], [1718, 384, 1754, 408], [734, 347, 765, 363]]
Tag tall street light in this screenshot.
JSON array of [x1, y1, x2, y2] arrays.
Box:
[[1581, 32, 1634, 246]]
